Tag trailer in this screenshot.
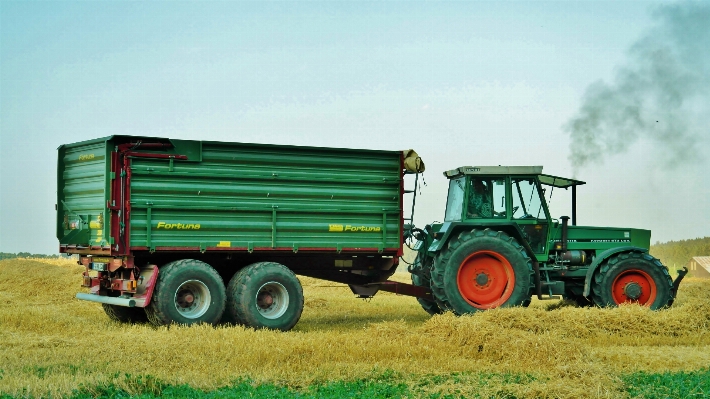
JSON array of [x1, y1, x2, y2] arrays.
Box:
[[59, 136, 426, 330]]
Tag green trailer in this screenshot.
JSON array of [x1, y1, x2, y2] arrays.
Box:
[[58, 136, 425, 330]]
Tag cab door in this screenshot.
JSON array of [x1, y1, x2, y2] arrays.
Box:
[[511, 177, 551, 254]]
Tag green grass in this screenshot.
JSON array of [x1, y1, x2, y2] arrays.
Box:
[[37, 374, 408, 399], [623, 368, 710, 399], [2, 369, 708, 399]]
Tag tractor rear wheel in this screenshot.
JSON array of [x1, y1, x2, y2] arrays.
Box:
[[591, 251, 674, 309], [431, 228, 534, 315], [225, 262, 304, 331], [145, 259, 226, 326], [102, 303, 148, 323]]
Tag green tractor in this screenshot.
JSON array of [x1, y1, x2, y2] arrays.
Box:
[[408, 166, 687, 315]]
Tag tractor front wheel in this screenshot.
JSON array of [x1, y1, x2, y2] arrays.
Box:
[[431, 228, 534, 315], [591, 251, 674, 310]]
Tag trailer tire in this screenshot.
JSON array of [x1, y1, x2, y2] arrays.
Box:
[[431, 228, 534, 315], [102, 303, 148, 323], [225, 262, 303, 331], [145, 259, 226, 326], [591, 251, 674, 310]]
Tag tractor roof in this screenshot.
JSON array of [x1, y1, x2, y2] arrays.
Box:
[[538, 174, 586, 188], [444, 166, 585, 188]]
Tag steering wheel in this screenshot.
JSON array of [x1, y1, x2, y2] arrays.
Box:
[[511, 206, 520, 216]]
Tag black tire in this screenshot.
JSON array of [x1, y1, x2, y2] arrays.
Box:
[[591, 251, 674, 310], [102, 303, 148, 323], [431, 228, 534, 315], [225, 262, 304, 331], [563, 285, 594, 308], [411, 272, 442, 315], [567, 293, 594, 307], [145, 259, 226, 326]]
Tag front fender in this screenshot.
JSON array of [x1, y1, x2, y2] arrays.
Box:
[[427, 222, 453, 252], [582, 246, 648, 297]]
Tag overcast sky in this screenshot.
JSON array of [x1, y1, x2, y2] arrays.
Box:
[[1, 1, 708, 254]]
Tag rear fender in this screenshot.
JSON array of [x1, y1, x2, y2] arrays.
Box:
[[582, 246, 647, 297]]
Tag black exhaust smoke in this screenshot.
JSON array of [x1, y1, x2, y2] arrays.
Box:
[[564, 3, 710, 173]]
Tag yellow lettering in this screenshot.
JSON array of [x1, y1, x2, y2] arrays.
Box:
[[340, 225, 381, 232], [156, 221, 200, 230]]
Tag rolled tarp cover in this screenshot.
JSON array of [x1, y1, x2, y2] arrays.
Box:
[[402, 149, 425, 173]]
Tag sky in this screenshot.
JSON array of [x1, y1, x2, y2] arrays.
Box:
[[1, 1, 708, 254]]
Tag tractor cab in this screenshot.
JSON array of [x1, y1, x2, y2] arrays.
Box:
[[442, 166, 586, 256]]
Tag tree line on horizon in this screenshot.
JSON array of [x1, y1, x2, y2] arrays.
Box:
[[0, 252, 74, 260], [650, 236, 710, 270]]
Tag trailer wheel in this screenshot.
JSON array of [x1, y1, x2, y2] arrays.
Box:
[[102, 303, 148, 323], [145, 259, 226, 326], [225, 262, 303, 331], [431, 228, 534, 315], [591, 251, 674, 310]]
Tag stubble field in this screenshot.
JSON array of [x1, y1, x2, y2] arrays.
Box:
[[0, 258, 709, 399]]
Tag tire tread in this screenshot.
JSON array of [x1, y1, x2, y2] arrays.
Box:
[[145, 259, 225, 326], [225, 262, 304, 331]]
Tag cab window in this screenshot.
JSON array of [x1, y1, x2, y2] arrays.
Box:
[[512, 178, 548, 220], [467, 178, 506, 218], [444, 177, 465, 221]]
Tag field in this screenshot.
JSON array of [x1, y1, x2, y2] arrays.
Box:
[[1, 258, 709, 399]]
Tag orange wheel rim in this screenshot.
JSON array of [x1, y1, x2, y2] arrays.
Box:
[[611, 269, 657, 306], [456, 250, 515, 309]]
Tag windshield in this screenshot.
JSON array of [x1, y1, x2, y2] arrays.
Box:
[[444, 177, 465, 221], [539, 182, 573, 221]]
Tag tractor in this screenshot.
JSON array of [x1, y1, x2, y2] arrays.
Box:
[[407, 165, 687, 315]]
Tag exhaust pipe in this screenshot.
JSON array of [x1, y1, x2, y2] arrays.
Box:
[[560, 216, 570, 252]]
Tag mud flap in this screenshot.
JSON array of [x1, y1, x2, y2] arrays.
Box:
[[133, 264, 159, 307], [671, 267, 688, 298]]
